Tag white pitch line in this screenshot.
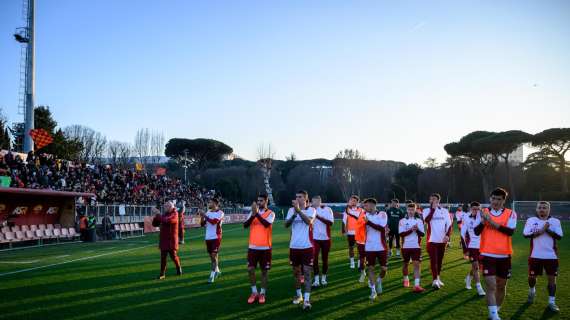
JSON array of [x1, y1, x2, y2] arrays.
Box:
[[0, 260, 40, 264], [0, 245, 153, 277], [0, 225, 244, 278]]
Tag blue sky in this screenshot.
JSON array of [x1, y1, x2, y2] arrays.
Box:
[[1, 0, 569, 163]]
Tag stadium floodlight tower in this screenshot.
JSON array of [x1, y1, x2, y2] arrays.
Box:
[[14, 0, 35, 152]]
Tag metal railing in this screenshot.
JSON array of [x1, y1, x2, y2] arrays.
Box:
[[78, 204, 244, 225]]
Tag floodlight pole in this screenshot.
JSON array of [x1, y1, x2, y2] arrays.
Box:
[[23, 0, 36, 152]]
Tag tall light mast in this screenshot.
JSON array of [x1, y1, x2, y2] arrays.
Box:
[[14, 0, 35, 152]]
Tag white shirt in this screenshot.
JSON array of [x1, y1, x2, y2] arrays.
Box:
[[399, 217, 424, 249], [422, 207, 452, 243], [480, 208, 518, 258], [342, 207, 362, 235], [455, 211, 465, 223], [364, 211, 388, 252], [204, 210, 224, 240], [247, 209, 276, 250], [461, 213, 481, 249], [523, 217, 563, 259], [312, 206, 334, 240], [286, 207, 316, 249]]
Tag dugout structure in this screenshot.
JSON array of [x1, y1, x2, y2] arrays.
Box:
[[0, 187, 94, 228]]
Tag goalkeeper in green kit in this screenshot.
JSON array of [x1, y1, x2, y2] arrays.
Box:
[[387, 199, 405, 257]]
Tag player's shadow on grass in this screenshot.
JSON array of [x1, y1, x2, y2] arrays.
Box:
[[246, 285, 371, 319], [406, 288, 465, 318], [511, 302, 559, 320], [540, 307, 560, 319], [511, 302, 531, 319]]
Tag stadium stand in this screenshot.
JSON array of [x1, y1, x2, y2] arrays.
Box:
[[0, 150, 220, 206]]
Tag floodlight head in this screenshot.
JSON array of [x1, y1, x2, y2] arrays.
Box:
[[14, 33, 29, 43]]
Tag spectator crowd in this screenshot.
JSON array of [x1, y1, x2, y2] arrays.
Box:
[[0, 150, 220, 207]]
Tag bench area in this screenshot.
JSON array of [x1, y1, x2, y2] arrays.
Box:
[[0, 224, 80, 248], [112, 223, 144, 239]]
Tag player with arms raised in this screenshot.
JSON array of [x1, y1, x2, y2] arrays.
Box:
[[311, 195, 334, 287], [422, 193, 452, 289], [199, 198, 224, 283], [523, 201, 563, 312], [399, 202, 425, 292], [285, 190, 316, 310], [474, 188, 517, 320], [243, 194, 275, 304], [460, 201, 486, 296], [363, 198, 388, 301]]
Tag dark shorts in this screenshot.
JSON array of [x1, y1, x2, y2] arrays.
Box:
[[357, 243, 365, 256], [347, 235, 356, 247], [402, 248, 422, 263], [468, 248, 481, 263], [313, 239, 331, 252], [206, 238, 221, 254], [366, 251, 387, 267], [528, 258, 558, 276], [289, 248, 314, 266], [481, 255, 511, 279], [248, 248, 272, 270]]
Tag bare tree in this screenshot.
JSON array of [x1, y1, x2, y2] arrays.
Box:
[[92, 132, 107, 163], [108, 140, 132, 167], [257, 143, 276, 206], [107, 141, 120, 165], [150, 131, 166, 164], [64, 125, 107, 163], [117, 142, 132, 167], [134, 128, 151, 164], [332, 148, 366, 200], [286, 152, 297, 161]]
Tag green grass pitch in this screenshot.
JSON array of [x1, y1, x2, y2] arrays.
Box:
[[0, 221, 567, 320]]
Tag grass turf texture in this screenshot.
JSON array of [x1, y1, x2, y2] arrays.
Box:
[[0, 222, 567, 320]]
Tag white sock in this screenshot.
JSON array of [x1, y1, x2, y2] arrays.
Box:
[[314, 275, 320, 282], [437, 275, 441, 281], [304, 292, 310, 302], [466, 274, 471, 282], [215, 266, 220, 272], [404, 275, 409, 281], [377, 277, 383, 286], [296, 289, 302, 297], [370, 284, 376, 292], [488, 306, 498, 317], [414, 278, 420, 286], [476, 282, 482, 288], [322, 274, 327, 282], [549, 296, 555, 304], [530, 286, 536, 294], [260, 288, 266, 295], [350, 257, 354, 264], [251, 286, 258, 294], [210, 271, 215, 278]]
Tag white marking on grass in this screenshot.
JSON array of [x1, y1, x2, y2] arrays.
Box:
[[0, 224, 244, 277], [54, 255, 70, 259], [0, 260, 40, 264], [0, 245, 153, 277]]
